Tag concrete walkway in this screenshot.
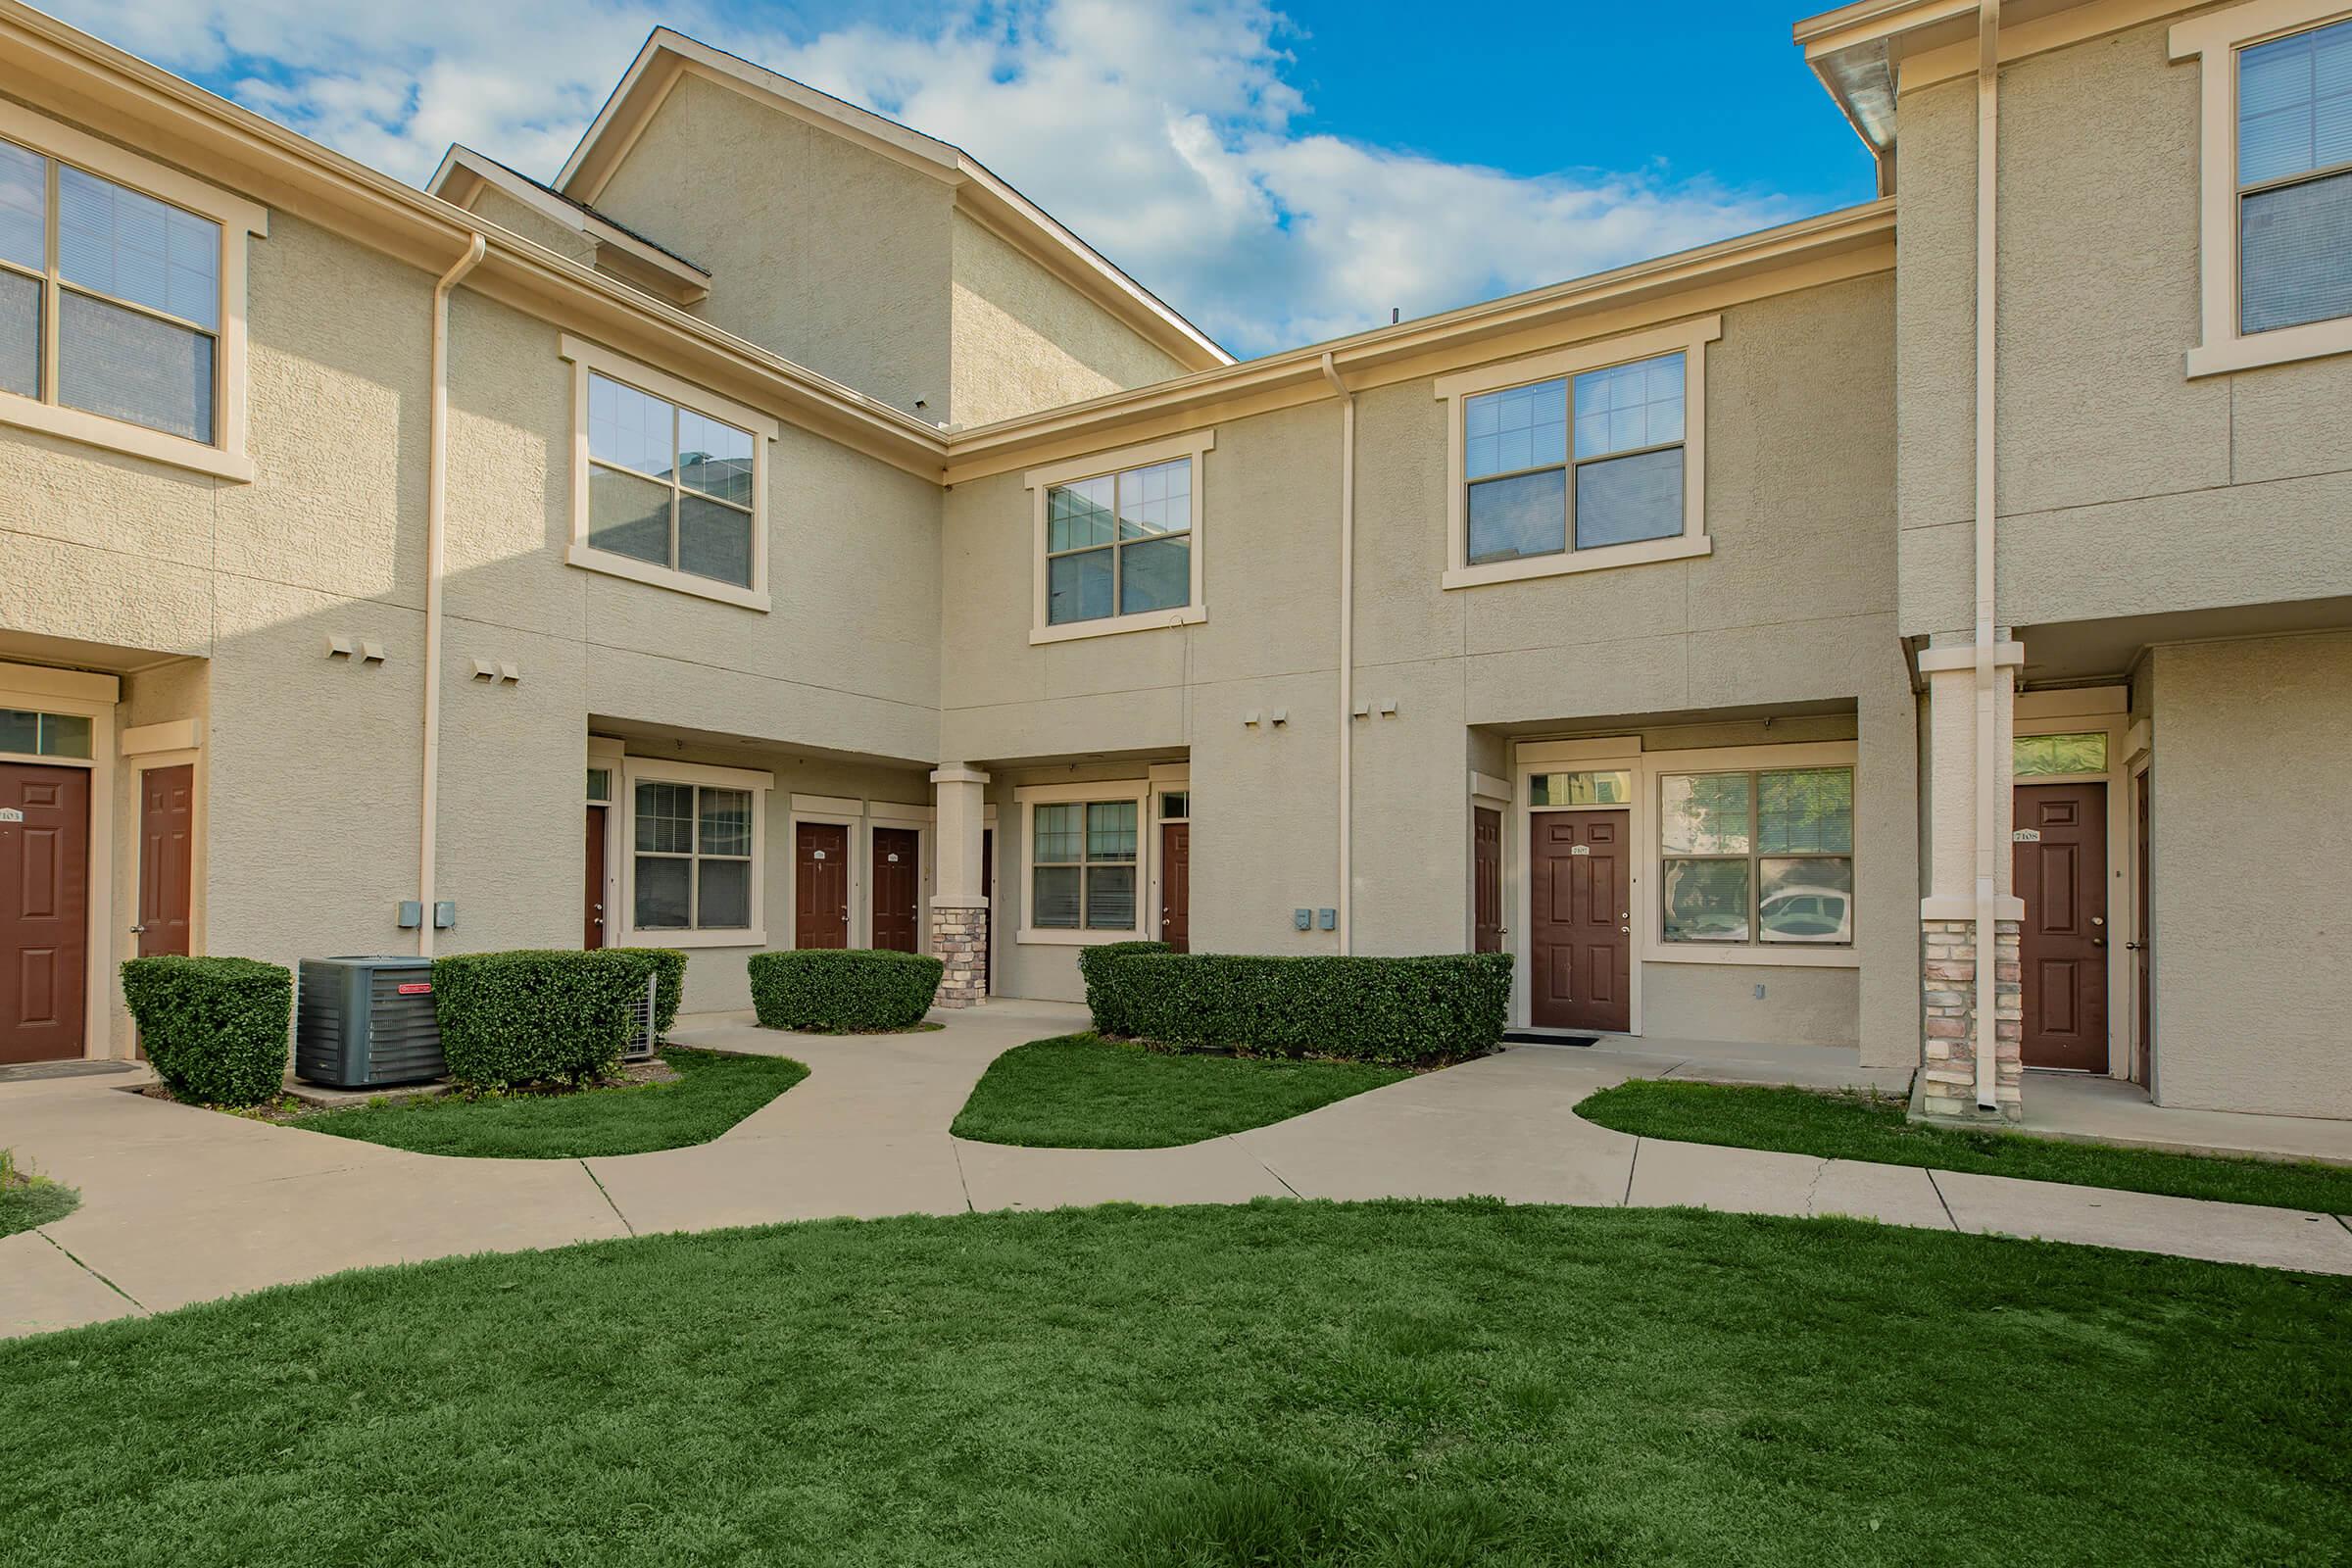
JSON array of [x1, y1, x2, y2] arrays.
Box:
[[4, 999, 2349, 1340]]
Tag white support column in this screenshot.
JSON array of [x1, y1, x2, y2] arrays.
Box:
[[1919, 643, 2026, 1120], [930, 765, 990, 1007]]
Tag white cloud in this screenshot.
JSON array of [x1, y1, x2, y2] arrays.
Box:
[[45, 0, 1803, 356]]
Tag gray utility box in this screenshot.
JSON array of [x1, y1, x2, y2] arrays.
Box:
[[295, 956, 445, 1089]]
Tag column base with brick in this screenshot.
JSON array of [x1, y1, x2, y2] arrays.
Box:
[[932, 901, 988, 1008], [1920, 917, 2022, 1120]]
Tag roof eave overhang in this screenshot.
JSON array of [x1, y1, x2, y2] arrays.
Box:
[[942, 198, 1898, 482], [429, 144, 712, 306], [0, 1, 946, 479]]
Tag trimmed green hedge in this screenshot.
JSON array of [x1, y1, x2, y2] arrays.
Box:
[[748, 951, 943, 1033], [121, 956, 293, 1107], [433, 950, 651, 1089], [1083, 951, 1512, 1068], [1076, 941, 1170, 1038], [612, 948, 686, 1039]]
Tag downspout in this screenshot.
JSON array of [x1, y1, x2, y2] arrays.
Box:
[[1320, 351, 1355, 955], [1971, 1, 2001, 1110], [418, 232, 487, 958]]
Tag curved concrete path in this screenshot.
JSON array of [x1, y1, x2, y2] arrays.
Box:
[[4, 998, 2348, 1340]]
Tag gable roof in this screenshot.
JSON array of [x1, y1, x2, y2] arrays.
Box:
[[554, 27, 1234, 372], [429, 145, 710, 306]]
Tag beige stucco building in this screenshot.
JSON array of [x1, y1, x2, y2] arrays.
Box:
[[1, 0, 2345, 1123]]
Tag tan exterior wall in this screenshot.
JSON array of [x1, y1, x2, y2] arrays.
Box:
[[949, 214, 1191, 426], [1895, 19, 2352, 641], [466, 186, 598, 267], [2147, 634, 2352, 1118], [589, 72, 956, 418], [944, 274, 1917, 1052], [0, 128, 950, 1049]]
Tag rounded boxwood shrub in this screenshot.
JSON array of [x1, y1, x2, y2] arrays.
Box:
[[748, 950, 944, 1032], [433, 950, 650, 1089], [121, 956, 293, 1107], [1083, 950, 1511, 1068]]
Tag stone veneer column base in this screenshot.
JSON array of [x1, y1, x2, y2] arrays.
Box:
[[1919, 917, 2023, 1121], [932, 905, 988, 1008]]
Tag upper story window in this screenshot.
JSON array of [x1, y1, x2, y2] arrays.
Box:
[[1024, 431, 1212, 645], [2236, 18, 2352, 333], [2174, 3, 2352, 375], [560, 335, 776, 612], [0, 103, 265, 480], [1437, 317, 1718, 590]]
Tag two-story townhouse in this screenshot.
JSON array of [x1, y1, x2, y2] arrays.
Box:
[[2, 0, 2345, 1127]]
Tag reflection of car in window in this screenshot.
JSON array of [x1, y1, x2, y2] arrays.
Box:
[[1760, 886, 1851, 943]]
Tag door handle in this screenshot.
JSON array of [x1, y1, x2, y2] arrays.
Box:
[[2091, 938, 2106, 947], [1620, 926, 1630, 935], [129, 923, 148, 935]]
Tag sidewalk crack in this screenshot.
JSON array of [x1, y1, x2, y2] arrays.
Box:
[[1802, 1156, 1831, 1217], [1927, 1168, 1961, 1232], [951, 1140, 975, 1213], [1622, 1138, 1641, 1206], [2333, 1213, 2352, 1240], [1231, 1136, 1300, 1199], [580, 1160, 635, 1238], [38, 1230, 146, 1312]]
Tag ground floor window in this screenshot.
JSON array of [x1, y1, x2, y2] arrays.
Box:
[[629, 775, 757, 935], [1031, 800, 1138, 931], [1659, 766, 1853, 946]]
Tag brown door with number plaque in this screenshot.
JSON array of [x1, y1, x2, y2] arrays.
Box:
[[2014, 782, 2109, 1072], [137, 763, 194, 958], [980, 827, 995, 995], [1472, 808, 1502, 955], [583, 806, 607, 950], [1529, 810, 1630, 1033], [795, 821, 850, 949], [1159, 821, 1190, 953], [871, 826, 920, 953], [1, 762, 90, 1063]]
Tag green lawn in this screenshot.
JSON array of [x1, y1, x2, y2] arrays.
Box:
[[952, 1033, 1408, 1148], [0, 1159, 77, 1239], [293, 1048, 808, 1159], [1, 1200, 2345, 1565], [1578, 1079, 2352, 1213]]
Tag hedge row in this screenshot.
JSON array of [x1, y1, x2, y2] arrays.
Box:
[[432, 948, 679, 1089], [1078, 948, 1512, 1068], [749, 950, 943, 1033], [121, 956, 293, 1107]]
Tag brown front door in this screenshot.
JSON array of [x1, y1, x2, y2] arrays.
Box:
[[137, 763, 194, 958], [2132, 767, 2152, 1086], [2015, 782, 2110, 1072], [1472, 807, 1502, 955], [871, 826, 920, 953], [795, 821, 850, 949], [1159, 821, 1190, 954], [1529, 810, 1630, 1033], [980, 827, 994, 995], [1, 762, 90, 1063], [584, 805, 608, 950]]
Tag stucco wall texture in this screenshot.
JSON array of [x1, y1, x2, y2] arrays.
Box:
[[1895, 19, 2352, 640], [2149, 635, 2352, 1119], [943, 275, 1921, 1055]]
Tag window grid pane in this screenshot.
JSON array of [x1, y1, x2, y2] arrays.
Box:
[[1660, 767, 1854, 947], [56, 165, 220, 331], [2240, 168, 2352, 333], [0, 139, 42, 273], [0, 268, 36, 402], [2013, 732, 2108, 776], [1086, 801, 1138, 862], [1572, 353, 1684, 461], [57, 290, 215, 443]]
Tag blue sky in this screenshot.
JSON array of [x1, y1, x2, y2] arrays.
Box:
[[48, 0, 1875, 357]]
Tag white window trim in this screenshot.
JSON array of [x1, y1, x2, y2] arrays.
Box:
[[0, 100, 267, 482], [559, 333, 778, 612], [1023, 429, 1212, 645], [1435, 317, 1719, 590], [1013, 777, 1153, 945], [2172, 1, 2352, 378], [616, 756, 772, 949]]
